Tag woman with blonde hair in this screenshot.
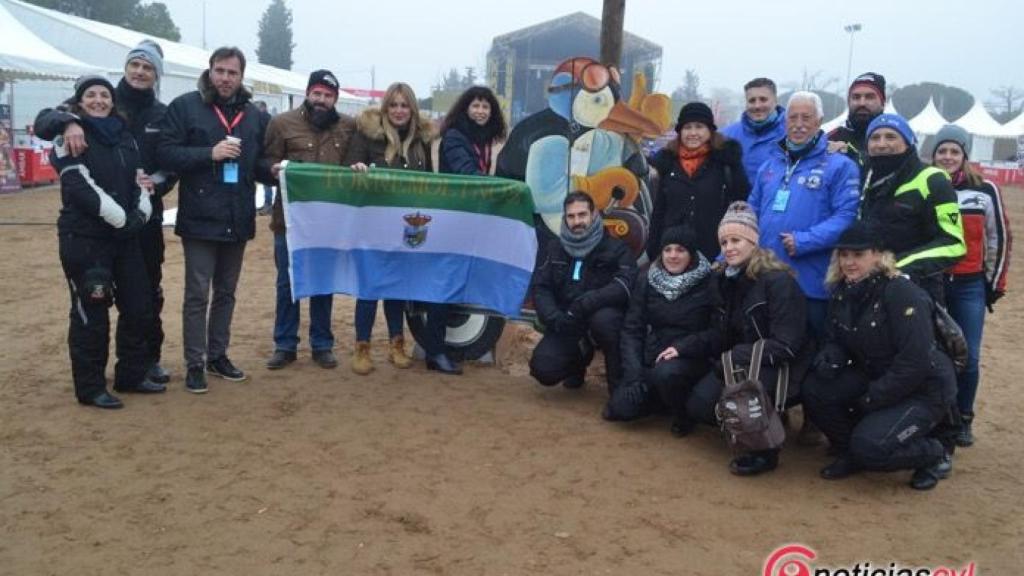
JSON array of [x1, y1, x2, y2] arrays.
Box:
[[802, 221, 957, 490], [683, 201, 809, 476], [344, 82, 434, 375]]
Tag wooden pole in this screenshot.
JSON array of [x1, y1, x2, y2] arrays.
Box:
[[600, 0, 625, 67]]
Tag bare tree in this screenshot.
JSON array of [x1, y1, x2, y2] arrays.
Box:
[[600, 0, 625, 67], [986, 86, 1024, 122]]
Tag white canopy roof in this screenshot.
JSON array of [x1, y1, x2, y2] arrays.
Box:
[[997, 109, 1024, 138], [0, 1, 103, 81], [908, 98, 948, 136], [953, 101, 1006, 137], [0, 0, 366, 105]]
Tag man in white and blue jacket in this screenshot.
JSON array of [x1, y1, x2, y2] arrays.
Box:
[[748, 91, 861, 336], [721, 77, 787, 184]]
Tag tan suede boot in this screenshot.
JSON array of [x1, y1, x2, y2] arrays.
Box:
[[352, 341, 373, 375], [387, 335, 412, 369]]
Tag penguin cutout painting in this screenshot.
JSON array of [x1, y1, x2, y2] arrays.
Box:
[[496, 57, 672, 258]]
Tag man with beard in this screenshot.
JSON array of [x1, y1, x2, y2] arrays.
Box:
[[158, 46, 274, 394], [262, 70, 355, 370], [828, 72, 887, 169], [44, 39, 176, 390], [529, 192, 636, 394]]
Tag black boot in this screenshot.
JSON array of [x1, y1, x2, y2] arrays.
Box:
[[910, 452, 951, 490], [955, 412, 975, 447], [729, 450, 779, 476], [820, 454, 861, 480]]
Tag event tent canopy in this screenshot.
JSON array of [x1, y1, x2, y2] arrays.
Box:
[[908, 98, 947, 137], [954, 101, 1006, 138], [997, 110, 1024, 138], [1, 0, 367, 110], [0, 1, 103, 81]]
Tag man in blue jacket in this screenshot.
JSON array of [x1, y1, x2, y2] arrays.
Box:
[[747, 91, 861, 336], [721, 77, 787, 184]]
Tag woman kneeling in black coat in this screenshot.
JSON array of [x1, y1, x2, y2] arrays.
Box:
[[604, 225, 715, 431], [802, 221, 958, 490]]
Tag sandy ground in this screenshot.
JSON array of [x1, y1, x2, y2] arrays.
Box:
[[1, 184, 1022, 576]]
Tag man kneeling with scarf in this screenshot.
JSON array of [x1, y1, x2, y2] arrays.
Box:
[[529, 192, 637, 394]]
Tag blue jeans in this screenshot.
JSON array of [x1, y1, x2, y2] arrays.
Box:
[[945, 276, 986, 415], [355, 299, 405, 342], [263, 184, 274, 207], [274, 233, 334, 352]]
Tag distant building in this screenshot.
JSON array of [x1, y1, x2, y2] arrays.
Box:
[[487, 12, 662, 125]]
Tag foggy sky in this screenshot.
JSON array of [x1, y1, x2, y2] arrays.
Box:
[[159, 0, 1021, 106]]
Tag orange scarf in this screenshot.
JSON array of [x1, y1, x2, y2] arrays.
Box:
[[677, 143, 710, 178]]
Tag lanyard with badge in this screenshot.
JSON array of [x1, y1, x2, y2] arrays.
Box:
[[771, 158, 801, 212], [213, 106, 245, 184]]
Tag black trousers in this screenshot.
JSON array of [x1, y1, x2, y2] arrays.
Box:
[[803, 369, 945, 471], [119, 220, 164, 366], [649, 357, 709, 421], [529, 306, 624, 392], [422, 302, 448, 356], [60, 233, 152, 400]]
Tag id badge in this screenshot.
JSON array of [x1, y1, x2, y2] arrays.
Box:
[[223, 162, 239, 184], [771, 188, 790, 212], [572, 260, 583, 282]]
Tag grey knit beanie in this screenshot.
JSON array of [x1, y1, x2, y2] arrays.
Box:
[[931, 124, 972, 159], [125, 39, 164, 80]]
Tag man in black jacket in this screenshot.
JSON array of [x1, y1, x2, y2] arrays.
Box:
[[827, 72, 886, 169], [37, 40, 176, 389], [157, 46, 274, 394], [529, 192, 636, 393]]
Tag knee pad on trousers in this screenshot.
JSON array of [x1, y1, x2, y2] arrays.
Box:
[[80, 267, 114, 307]]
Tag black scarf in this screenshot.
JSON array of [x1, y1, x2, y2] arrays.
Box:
[[80, 114, 125, 147], [115, 78, 154, 121], [866, 148, 914, 185], [455, 114, 492, 146], [303, 100, 340, 131]]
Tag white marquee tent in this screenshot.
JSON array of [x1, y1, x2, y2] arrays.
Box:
[[908, 98, 947, 138], [0, 0, 367, 122], [0, 1, 103, 81], [998, 110, 1024, 138]]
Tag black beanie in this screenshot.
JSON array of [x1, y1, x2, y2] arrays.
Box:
[[659, 225, 697, 256], [835, 220, 885, 251], [74, 74, 116, 104], [675, 102, 716, 132], [307, 69, 340, 95], [849, 72, 887, 104]]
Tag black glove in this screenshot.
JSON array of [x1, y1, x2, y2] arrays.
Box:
[[547, 311, 582, 335], [114, 208, 148, 238], [812, 346, 848, 379], [569, 292, 598, 318], [985, 283, 1004, 312]]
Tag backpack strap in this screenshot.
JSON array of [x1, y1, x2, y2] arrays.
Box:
[[775, 362, 790, 413], [747, 340, 765, 384], [722, 350, 737, 387]]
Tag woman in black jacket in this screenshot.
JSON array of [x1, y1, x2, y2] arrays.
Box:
[[647, 102, 750, 262], [685, 201, 809, 476], [604, 226, 714, 433], [802, 221, 958, 490], [41, 75, 161, 408], [420, 86, 509, 374]]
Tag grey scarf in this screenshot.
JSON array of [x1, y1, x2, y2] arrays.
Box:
[[559, 213, 604, 258], [648, 252, 712, 301]]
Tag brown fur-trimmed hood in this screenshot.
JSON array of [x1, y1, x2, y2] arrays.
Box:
[[355, 107, 436, 144], [198, 69, 253, 106]]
